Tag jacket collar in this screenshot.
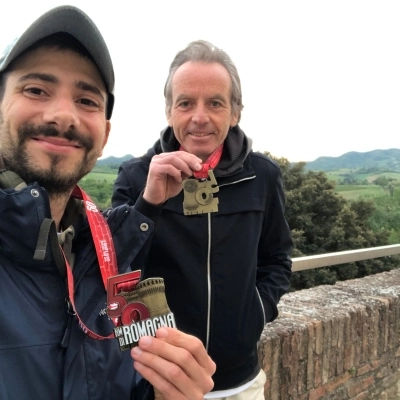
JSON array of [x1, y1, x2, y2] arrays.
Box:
[[156, 125, 253, 177]]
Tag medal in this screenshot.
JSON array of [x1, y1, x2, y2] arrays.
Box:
[[180, 144, 223, 215], [182, 170, 219, 215], [58, 187, 176, 348], [107, 270, 176, 351]]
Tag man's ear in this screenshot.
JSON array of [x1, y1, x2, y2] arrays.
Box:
[[230, 112, 239, 127]]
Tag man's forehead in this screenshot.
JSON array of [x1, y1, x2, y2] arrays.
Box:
[[9, 46, 107, 92]]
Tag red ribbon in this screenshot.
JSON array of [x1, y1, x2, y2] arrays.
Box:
[[180, 144, 223, 179], [60, 186, 123, 340]]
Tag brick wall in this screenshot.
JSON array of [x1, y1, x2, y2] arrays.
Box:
[[258, 268, 400, 399]]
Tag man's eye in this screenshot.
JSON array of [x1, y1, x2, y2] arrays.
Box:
[[25, 87, 44, 96], [178, 101, 191, 107], [210, 101, 221, 107], [79, 98, 98, 107]]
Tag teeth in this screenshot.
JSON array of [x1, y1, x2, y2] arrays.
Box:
[[191, 133, 209, 137]]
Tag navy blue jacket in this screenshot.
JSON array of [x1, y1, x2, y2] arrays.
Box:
[[0, 181, 158, 399], [112, 126, 293, 391]]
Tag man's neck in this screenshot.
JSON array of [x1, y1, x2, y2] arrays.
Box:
[[49, 192, 73, 231]]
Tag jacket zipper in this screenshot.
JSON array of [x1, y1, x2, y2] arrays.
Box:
[[256, 288, 266, 326], [206, 212, 212, 351], [205, 174, 256, 350]]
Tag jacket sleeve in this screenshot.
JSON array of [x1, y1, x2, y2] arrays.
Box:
[[257, 165, 293, 323], [112, 161, 145, 208], [108, 161, 163, 273]]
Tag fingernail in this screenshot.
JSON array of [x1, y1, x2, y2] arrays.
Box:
[[131, 346, 142, 356], [139, 336, 152, 347], [195, 162, 202, 170]]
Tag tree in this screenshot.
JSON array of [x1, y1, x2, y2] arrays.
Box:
[[264, 153, 399, 291]]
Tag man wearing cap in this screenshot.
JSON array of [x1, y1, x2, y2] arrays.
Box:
[[0, 6, 214, 400], [112, 40, 293, 399]]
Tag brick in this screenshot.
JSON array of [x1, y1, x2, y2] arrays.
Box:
[[313, 320, 323, 355], [297, 323, 309, 361], [279, 368, 290, 399], [343, 313, 352, 371], [356, 363, 374, 376], [297, 361, 308, 396], [281, 331, 291, 368], [314, 356, 322, 387], [336, 317, 345, 375], [329, 350, 338, 379], [307, 322, 315, 390], [308, 386, 327, 400], [322, 320, 332, 384], [347, 376, 375, 397], [360, 309, 369, 365], [326, 371, 352, 392], [269, 335, 281, 400]]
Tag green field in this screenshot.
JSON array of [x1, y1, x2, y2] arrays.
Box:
[[335, 184, 386, 200], [326, 169, 400, 183], [325, 169, 352, 181], [81, 171, 117, 184]]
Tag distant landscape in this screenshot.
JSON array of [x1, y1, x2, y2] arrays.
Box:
[[81, 148, 400, 204]]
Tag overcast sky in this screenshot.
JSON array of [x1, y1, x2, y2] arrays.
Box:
[[2, 1, 399, 162]]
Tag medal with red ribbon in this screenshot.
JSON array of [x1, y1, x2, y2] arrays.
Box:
[[180, 144, 222, 215], [60, 186, 175, 349]]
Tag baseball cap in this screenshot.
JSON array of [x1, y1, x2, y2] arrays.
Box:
[[0, 5, 115, 119]]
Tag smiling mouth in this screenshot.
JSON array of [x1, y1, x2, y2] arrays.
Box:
[[32, 137, 82, 148], [189, 132, 212, 137]]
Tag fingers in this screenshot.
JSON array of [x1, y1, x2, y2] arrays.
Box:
[[155, 328, 215, 375], [131, 328, 215, 400], [143, 152, 202, 205], [150, 152, 202, 181]]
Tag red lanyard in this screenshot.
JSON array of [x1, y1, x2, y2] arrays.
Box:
[[61, 186, 119, 340], [180, 144, 223, 179]]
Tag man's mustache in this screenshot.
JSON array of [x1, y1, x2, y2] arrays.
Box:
[[18, 124, 94, 151]]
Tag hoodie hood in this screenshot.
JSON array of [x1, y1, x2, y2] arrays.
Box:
[[152, 125, 253, 177]]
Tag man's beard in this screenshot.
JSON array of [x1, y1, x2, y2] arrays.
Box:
[[0, 122, 99, 196]]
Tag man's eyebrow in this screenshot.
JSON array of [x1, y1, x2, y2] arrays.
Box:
[[76, 81, 105, 101], [175, 93, 227, 103], [175, 94, 190, 103], [17, 73, 105, 101], [19, 73, 58, 83], [209, 94, 227, 103]]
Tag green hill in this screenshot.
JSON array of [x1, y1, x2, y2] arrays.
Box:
[[305, 148, 400, 172], [96, 154, 133, 166]]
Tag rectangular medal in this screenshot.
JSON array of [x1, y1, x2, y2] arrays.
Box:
[[107, 271, 176, 351], [182, 170, 219, 215]]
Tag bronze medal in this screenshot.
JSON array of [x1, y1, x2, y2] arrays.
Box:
[[182, 170, 219, 215], [107, 271, 176, 351]]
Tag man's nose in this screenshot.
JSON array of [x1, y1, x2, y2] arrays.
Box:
[[42, 96, 79, 132], [191, 104, 210, 125]]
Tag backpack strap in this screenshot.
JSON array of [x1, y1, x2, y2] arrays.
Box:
[[0, 169, 27, 190]]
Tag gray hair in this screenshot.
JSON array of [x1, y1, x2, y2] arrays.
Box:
[[164, 40, 244, 123]]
